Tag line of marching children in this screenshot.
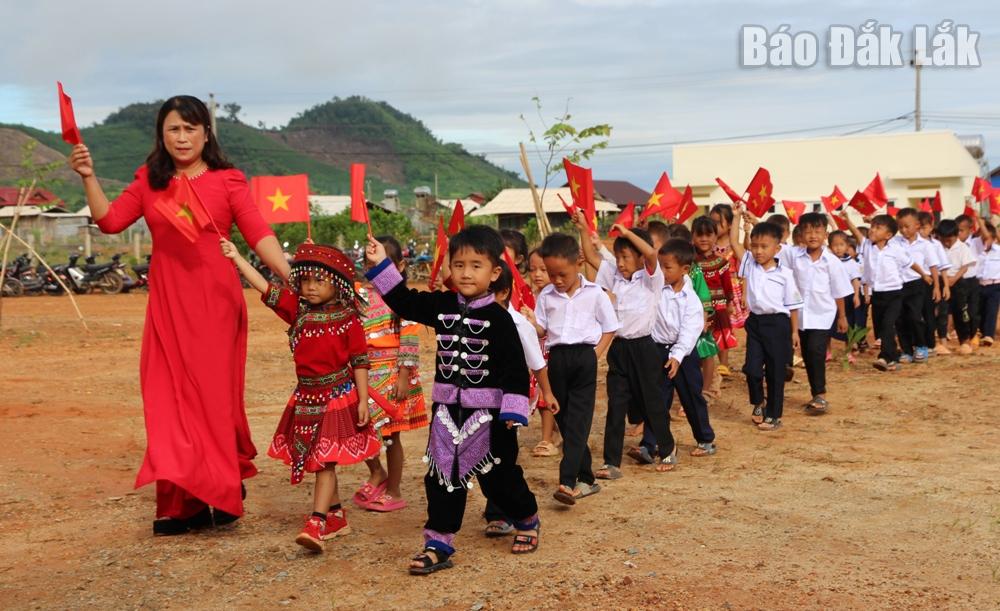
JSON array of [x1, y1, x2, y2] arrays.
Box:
[[218, 200, 1000, 574]]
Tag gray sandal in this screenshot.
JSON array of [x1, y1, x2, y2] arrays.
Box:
[[690, 442, 717, 456], [573, 482, 601, 499], [595, 465, 623, 480], [751, 403, 765, 424], [805, 397, 829, 414], [656, 451, 678, 472], [484, 520, 514, 537]]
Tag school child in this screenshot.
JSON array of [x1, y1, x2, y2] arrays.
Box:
[[353, 236, 428, 513], [827, 231, 864, 353], [484, 261, 558, 537], [535, 231, 619, 504], [977, 221, 1000, 345], [785, 213, 854, 413], [524, 248, 561, 457], [957, 214, 983, 342], [645, 238, 716, 466], [710, 204, 749, 331], [645, 220, 671, 252], [917, 212, 952, 354], [938, 219, 977, 354], [891, 209, 940, 362], [691, 217, 735, 393], [842, 213, 923, 371], [501, 229, 529, 273], [365, 226, 540, 573], [221, 239, 380, 552], [574, 213, 665, 481], [730, 207, 803, 430]]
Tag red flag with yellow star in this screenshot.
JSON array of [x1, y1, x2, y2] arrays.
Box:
[[608, 202, 636, 237], [821, 186, 847, 215], [845, 191, 873, 219], [863, 173, 888, 208], [989, 190, 1000, 216], [563, 158, 596, 232], [641, 172, 683, 221], [153, 178, 210, 243], [503, 249, 535, 311], [715, 177, 745, 205], [251, 175, 310, 224], [675, 185, 698, 223], [447, 200, 465, 236], [745, 168, 775, 217], [782, 200, 805, 224], [428, 217, 448, 290], [972, 177, 992, 202]]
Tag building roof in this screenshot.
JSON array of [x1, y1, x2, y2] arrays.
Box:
[[469, 188, 620, 217], [439, 197, 482, 212], [0, 205, 86, 218], [0, 187, 63, 207], [560, 180, 650, 207]]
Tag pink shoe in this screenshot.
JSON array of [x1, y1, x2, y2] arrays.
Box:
[[352, 480, 387, 508], [364, 491, 407, 513]]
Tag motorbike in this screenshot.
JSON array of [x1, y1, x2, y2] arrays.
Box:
[[5, 254, 45, 295], [110, 254, 138, 292], [129, 255, 151, 291], [81, 254, 124, 294]]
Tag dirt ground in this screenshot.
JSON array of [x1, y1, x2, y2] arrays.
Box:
[[1, 291, 998, 610]]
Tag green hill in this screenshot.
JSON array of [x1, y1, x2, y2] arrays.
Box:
[[0, 96, 523, 206]]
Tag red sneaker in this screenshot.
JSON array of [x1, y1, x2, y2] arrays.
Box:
[[295, 516, 325, 552], [322, 507, 351, 540]]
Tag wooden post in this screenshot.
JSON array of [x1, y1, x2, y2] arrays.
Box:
[[0, 180, 37, 328], [84, 229, 92, 257], [519, 143, 551, 237], [133, 232, 141, 262]]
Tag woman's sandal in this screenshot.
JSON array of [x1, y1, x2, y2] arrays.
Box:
[[484, 520, 514, 537], [409, 548, 454, 575], [352, 480, 387, 508], [531, 440, 559, 457], [511, 524, 540, 555], [750, 402, 765, 425], [365, 492, 407, 513]]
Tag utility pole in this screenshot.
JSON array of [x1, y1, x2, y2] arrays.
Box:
[[911, 49, 922, 131], [208, 93, 218, 134]]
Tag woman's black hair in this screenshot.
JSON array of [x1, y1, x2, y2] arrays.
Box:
[[613, 227, 653, 255], [376, 234, 406, 280], [146, 96, 233, 191], [448, 225, 504, 267], [709, 203, 734, 228], [500, 229, 529, 271], [691, 216, 718, 237]]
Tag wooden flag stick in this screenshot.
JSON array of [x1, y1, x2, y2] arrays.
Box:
[[0, 180, 36, 328], [0, 221, 89, 331], [519, 143, 551, 237]]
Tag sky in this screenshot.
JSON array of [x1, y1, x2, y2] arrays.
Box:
[[1, 0, 999, 191]]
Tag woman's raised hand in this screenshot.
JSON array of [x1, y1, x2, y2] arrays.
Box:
[[366, 235, 387, 265], [68, 144, 94, 179]]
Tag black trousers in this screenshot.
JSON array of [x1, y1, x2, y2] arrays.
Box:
[[603, 336, 668, 466], [798, 329, 829, 396], [425, 404, 537, 543], [967, 279, 982, 336], [549, 344, 597, 488], [640, 345, 714, 456], [921, 280, 939, 349], [981, 283, 1000, 339], [483, 438, 519, 523], [949, 279, 974, 342], [871, 289, 903, 362], [743, 313, 792, 420], [896, 279, 927, 355]]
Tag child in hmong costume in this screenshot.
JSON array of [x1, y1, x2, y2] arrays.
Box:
[[354, 235, 429, 513], [692, 217, 736, 397], [710, 203, 749, 332], [365, 226, 539, 575], [221, 240, 380, 553]]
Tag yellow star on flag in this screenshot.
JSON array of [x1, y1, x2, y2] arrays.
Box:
[[759, 186, 769, 199], [570, 179, 580, 198], [176, 203, 194, 224], [646, 191, 663, 209], [267, 188, 291, 213]]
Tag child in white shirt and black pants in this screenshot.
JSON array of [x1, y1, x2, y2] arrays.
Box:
[[535, 232, 619, 505], [732, 207, 803, 431], [891, 209, 940, 362], [642, 238, 716, 467], [976, 221, 1000, 345], [575, 215, 669, 480], [789, 213, 854, 413]]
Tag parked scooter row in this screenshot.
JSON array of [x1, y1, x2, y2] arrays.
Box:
[[2, 253, 152, 297]]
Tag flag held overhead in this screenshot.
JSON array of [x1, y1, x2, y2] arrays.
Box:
[[563, 158, 596, 233], [972, 176, 992, 202], [447, 200, 465, 236], [715, 177, 745, 205], [57, 82, 82, 146], [821, 186, 847, 215], [745, 168, 775, 218], [350, 163, 371, 234], [931, 190, 943, 213], [251, 175, 311, 224], [641, 172, 683, 221], [608, 202, 636, 238], [863, 173, 888, 209], [848, 189, 877, 217], [675, 185, 698, 224], [428, 217, 448, 290], [781, 200, 805, 224]]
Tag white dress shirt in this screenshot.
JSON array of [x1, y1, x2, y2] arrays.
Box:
[[596, 259, 664, 339], [839, 256, 862, 281], [738, 252, 804, 316], [651, 275, 704, 361], [535, 275, 620, 350], [929, 237, 952, 274], [862, 238, 912, 292], [509, 304, 546, 372], [790, 246, 855, 330], [946, 240, 976, 279], [977, 245, 1000, 282], [964, 236, 983, 277], [892, 234, 937, 283]]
